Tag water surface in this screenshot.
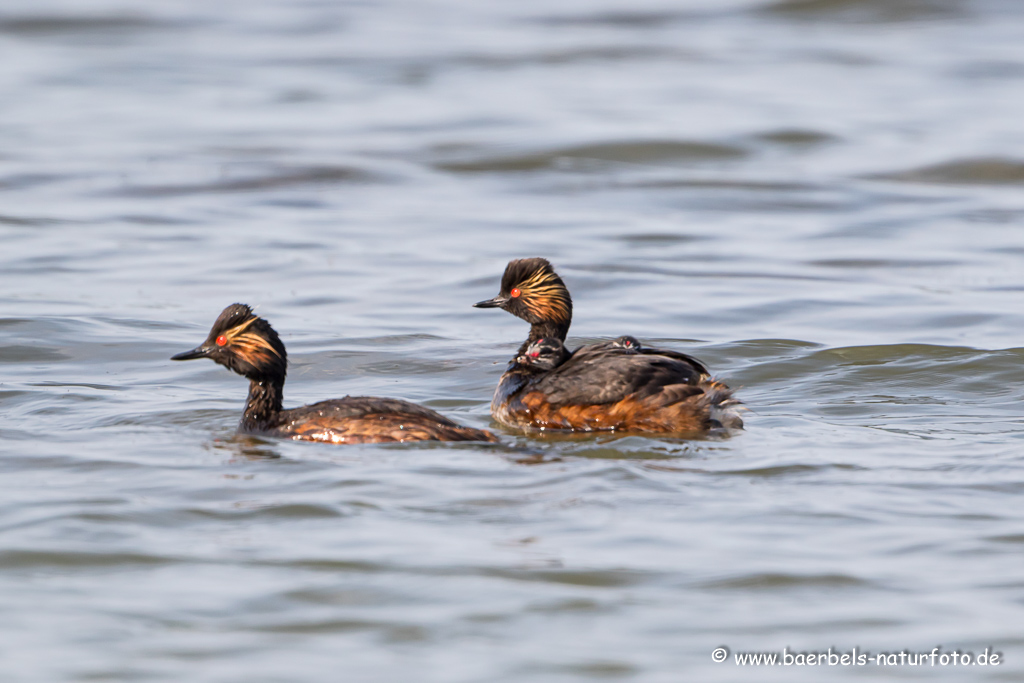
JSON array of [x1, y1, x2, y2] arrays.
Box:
[[2, 0, 1024, 680]]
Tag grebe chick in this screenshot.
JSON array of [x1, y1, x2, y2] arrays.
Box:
[[518, 337, 572, 372], [172, 304, 497, 444], [611, 335, 641, 352], [474, 258, 742, 434]]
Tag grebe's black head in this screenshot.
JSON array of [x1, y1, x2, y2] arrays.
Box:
[[171, 303, 287, 382], [473, 257, 573, 326], [517, 337, 571, 371], [612, 335, 641, 352]]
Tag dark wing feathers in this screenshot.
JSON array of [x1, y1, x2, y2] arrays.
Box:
[[637, 347, 709, 376], [286, 396, 463, 424], [530, 344, 707, 406], [582, 339, 709, 376], [275, 397, 497, 443]]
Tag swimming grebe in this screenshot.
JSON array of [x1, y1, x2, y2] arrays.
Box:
[[474, 258, 742, 434], [172, 304, 497, 444]]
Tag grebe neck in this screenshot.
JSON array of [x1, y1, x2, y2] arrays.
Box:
[[241, 378, 284, 431]]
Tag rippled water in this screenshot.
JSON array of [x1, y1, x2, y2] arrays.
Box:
[[3, 0, 1024, 680]]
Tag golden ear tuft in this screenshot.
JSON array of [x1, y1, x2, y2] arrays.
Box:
[[518, 270, 571, 322], [217, 317, 281, 363], [232, 330, 281, 364]]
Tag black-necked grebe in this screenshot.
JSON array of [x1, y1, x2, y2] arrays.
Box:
[[172, 304, 497, 444], [474, 258, 742, 434]]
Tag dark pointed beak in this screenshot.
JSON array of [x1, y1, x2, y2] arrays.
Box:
[[171, 345, 211, 361], [473, 295, 508, 309]]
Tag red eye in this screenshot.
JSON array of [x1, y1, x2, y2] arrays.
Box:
[[510, 288, 521, 298], [215, 335, 227, 347]]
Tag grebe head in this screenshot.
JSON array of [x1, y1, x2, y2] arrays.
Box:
[[612, 335, 641, 352], [473, 257, 572, 326], [517, 337, 571, 371], [171, 303, 287, 382]]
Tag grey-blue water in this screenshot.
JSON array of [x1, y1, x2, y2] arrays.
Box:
[[2, 0, 1024, 680]]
